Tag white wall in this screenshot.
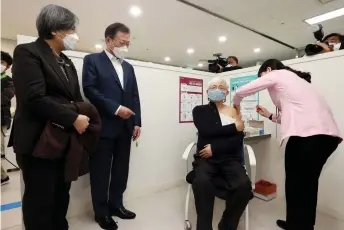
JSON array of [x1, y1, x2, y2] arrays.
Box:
[[14, 35, 344, 220], [16, 35, 213, 217], [219, 50, 344, 220], [64, 48, 214, 203], [1, 38, 16, 56]]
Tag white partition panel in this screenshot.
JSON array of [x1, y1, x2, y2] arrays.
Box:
[[16, 35, 213, 218], [16, 34, 344, 220], [219, 50, 344, 220]]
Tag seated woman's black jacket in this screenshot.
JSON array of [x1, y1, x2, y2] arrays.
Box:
[[192, 102, 244, 162]]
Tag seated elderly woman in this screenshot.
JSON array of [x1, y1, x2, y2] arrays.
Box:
[[191, 77, 253, 230]]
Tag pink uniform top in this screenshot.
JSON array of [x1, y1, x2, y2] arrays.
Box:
[[233, 70, 342, 144]]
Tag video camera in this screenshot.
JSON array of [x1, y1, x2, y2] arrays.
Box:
[[305, 24, 326, 56], [304, 24, 344, 56], [207, 53, 228, 73]]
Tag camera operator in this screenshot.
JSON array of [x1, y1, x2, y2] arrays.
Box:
[[315, 33, 343, 53], [218, 56, 243, 73]]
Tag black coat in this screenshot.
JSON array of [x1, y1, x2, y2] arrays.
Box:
[[33, 102, 101, 181], [192, 103, 244, 162], [9, 38, 83, 155], [1, 75, 15, 129]]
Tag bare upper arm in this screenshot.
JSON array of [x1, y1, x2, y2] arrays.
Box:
[[220, 106, 238, 119]]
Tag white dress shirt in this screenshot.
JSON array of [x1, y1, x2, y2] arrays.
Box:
[[105, 50, 123, 115]]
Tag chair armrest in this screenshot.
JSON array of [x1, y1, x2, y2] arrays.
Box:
[[244, 144, 256, 188], [182, 142, 196, 161]]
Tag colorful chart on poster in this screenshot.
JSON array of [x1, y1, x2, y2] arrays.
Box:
[[229, 75, 259, 121], [179, 77, 203, 123]]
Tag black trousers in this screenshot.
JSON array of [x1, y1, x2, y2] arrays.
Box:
[[285, 135, 339, 230], [90, 128, 132, 217], [17, 154, 71, 230], [192, 158, 253, 230]]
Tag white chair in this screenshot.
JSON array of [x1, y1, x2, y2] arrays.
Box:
[[182, 143, 256, 230]]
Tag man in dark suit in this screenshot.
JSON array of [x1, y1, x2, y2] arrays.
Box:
[[83, 22, 141, 230]]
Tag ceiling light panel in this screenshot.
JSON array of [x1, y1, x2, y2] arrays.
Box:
[[305, 7, 344, 25]]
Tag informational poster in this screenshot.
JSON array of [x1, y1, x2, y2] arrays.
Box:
[[179, 77, 203, 123], [229, 75, 259, 121]]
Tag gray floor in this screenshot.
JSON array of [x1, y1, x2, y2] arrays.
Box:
[[2, 172, 344, 230]]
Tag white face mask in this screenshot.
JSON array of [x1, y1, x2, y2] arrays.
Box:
[[63, 33, 79, 50], [113, 45, 128, 59], [333, 43, 341, 51], [1, 64, 7, 73]]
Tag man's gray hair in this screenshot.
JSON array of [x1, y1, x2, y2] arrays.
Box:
[[36, 4, 78, 39], [208, 77, 229, 89]]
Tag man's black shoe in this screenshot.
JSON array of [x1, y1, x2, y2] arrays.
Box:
[[111, 206, 136, 219], [95, 216, 118, 230], [276, 219, 287, 230]]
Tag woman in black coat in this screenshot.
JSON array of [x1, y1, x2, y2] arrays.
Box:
[[10, 4, 89, 230]]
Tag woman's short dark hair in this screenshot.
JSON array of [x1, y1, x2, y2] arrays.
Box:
[[104, 23, 130, 39], [258, 59, 311, 83], [36, 4, 79, 39], [1, 51, 13, 66]]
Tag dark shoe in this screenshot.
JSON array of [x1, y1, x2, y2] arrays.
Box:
[[1, 176, 10, 185], [95, 216, 118, 230], [111, 206, 136, 219], [276, 219, 287, 230]]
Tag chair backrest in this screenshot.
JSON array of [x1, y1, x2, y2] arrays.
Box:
[[182, 142, 196, 161]]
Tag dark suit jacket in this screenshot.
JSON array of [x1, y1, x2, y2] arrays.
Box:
[[33, 102, 101, 181], [192, 103, 244, 162], [9, 38, 83, 155], [82, 51, 141, 138]]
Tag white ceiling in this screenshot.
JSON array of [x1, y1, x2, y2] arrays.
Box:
[[1, 0, 344, 70]]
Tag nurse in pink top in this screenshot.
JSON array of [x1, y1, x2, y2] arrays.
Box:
[[233, 59, 341, 230]]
